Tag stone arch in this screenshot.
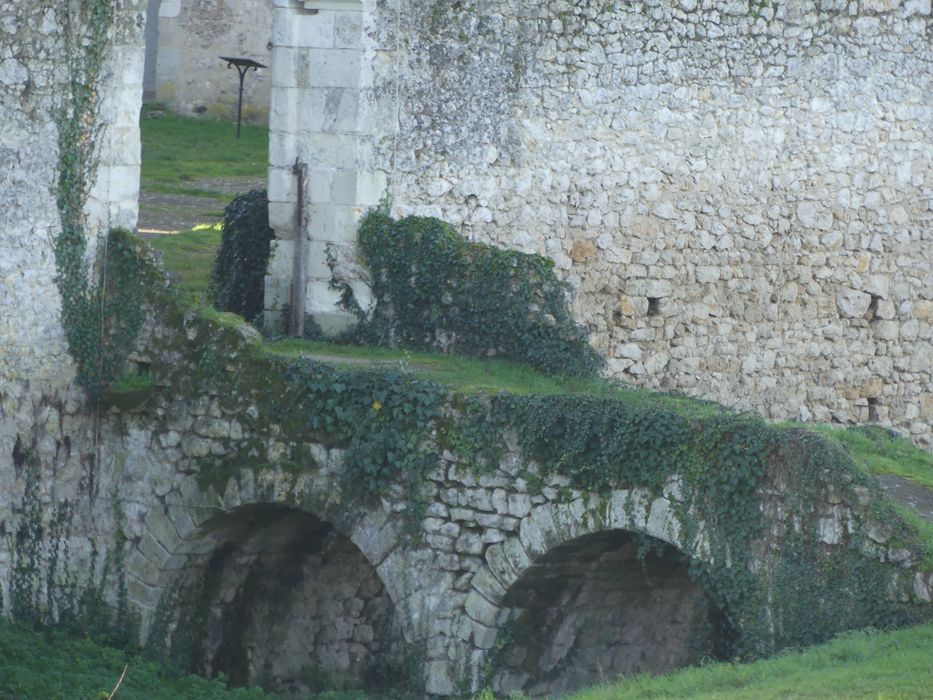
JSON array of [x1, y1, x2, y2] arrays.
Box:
[[468, 489, 727, 696], [154, 497, 409, 696]]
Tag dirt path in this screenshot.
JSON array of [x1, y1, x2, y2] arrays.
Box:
[[137, 175, 264, 235], [878, 475, 933, 521]]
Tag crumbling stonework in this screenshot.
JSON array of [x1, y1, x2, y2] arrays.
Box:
[[267, 0, 932, 446]]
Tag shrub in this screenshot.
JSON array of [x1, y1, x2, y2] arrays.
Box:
[[358, 213, 603, 377], [211, 190, 274, 322]]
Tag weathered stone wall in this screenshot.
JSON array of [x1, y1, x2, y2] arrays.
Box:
[[0, 0, 145, 620], [152, 0, 273, 121], [268, 0, 932, 446]]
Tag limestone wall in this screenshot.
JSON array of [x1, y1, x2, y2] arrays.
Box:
[[0, 0, 145, 619], [152, 0, 273, 121], [268, 0, 932, 446]]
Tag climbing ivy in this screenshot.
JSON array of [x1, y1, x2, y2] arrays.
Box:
[[357, 213, 603, 377], [279, 358, 446, 520], [211, 190, 275, 324], [53, 3, 147, 396]]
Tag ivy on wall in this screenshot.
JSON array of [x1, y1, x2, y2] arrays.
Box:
[[357, 213, 603, 377], [211, 190, 275, 324], [53, 1, 147, 396]]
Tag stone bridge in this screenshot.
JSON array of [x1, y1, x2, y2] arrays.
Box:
[[87, 294, 932, 698]]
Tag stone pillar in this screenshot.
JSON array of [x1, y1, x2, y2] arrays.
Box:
[[265, 0, 385, 336], [87, 0, 146, 234]]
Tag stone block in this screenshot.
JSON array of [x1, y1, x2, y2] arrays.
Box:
[[329, 205, 364, 244], [485, 542, 520, 589], [334, 11, 363, 49], [305, 239, 337, 280], [271, 46, 300, 88], [268, 200, 297, 238], [465, 589, 499, 627], [269, 130, 299, 168], [305, 132, 358, 170], [425, 660, 455, 696], [519, 505, 560, 558], [307, 48, 360, 88], [332, 169, 357, 205], [307, 170, 333, 203], [268, 166, 297, 203], [356, 170, 388, 206], [296, 11, 336, 48], [158, 0, 180, 17], [269, 86, 299, 136], [307, 203, 337, 242], [646, 497, 682, 546], [301, 87, 360, 133], [836, 287, 872, 318]]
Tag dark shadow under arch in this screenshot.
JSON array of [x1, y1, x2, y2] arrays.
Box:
[[168, 504, 405, 696], [490, 529, 728, 697]]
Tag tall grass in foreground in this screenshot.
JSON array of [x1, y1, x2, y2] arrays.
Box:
[[560, 623, 933, 700]]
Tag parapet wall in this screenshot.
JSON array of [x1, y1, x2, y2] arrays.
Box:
[[267, 0, 932, 446]]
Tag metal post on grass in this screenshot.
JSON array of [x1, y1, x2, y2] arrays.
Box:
[[219, 56, 266, 138]]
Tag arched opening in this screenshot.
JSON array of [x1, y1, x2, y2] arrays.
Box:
[[168, 504, 404, 696], [490, 530, 727, 697]]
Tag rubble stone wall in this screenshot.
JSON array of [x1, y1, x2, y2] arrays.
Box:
[[269, 0, 932, 446], [0, 0, 145, 624]]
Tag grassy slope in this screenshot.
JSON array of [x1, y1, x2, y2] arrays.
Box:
[[139, 106, 267, 199], [0, 620, 272, 700], [3, 616, 931, 700], [561, 623, 933, 700]]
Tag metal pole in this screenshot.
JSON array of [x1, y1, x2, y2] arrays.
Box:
[[235, 65, 247, 139], [290, 159, 307, 337]]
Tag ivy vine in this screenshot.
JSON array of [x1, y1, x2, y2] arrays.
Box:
[[53, 1, 146, 395], [357, 213, 603, 377]]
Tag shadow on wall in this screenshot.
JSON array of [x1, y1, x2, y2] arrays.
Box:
[[164, 504, 405, 696], [490, 530, 730, 698]]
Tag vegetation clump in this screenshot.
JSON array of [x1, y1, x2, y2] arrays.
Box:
[[357, 212, 603, 377], [210, 189, 275, 323]]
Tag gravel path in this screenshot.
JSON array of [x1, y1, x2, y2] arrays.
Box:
[[137, 175, 264, 235]]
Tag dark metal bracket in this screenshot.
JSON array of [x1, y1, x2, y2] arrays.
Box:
[[219, 56, 267, 138]]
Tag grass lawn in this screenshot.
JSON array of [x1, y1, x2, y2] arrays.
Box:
[[140, 105, 268, 199], [146, 224, 222, 304], [558, 622, 933, 700]]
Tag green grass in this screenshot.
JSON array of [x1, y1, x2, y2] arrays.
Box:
[[140, 106, 267, 197], [147, 224, 222, 304], [0, 619, 273, 700], [553, 622, 933, 700], [263, 338, 724, 417], [802, 424, 933, 490]]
